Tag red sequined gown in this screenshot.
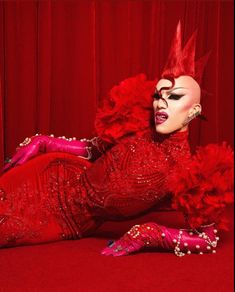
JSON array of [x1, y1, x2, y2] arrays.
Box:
[[0, 131, 190, 248]]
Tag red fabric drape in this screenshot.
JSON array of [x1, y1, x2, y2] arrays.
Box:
[[0, 0, 234, 167]]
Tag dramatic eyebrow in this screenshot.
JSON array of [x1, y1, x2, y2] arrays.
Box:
[[167, 87, 187, 93], [156, 86, 187, 94]]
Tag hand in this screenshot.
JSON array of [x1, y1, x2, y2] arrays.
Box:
[[101, 223, 162, 256], [3, 136, 44, 172], [101, 233, 144, 257], [3, 134, 90, 172]]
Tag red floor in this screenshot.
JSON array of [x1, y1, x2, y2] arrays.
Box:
[[0, 208, 234, 292]]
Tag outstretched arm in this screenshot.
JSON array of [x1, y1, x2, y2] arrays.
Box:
[[101, 222, 218, 257], [3, 134, 111, 172]]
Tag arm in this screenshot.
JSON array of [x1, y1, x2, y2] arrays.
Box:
[[3, 134, 111, 172], [101, 222, 218, 257]]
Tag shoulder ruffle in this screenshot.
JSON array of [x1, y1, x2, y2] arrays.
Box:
[[94, 74, 156, 144], [169, 143, 234, 230]]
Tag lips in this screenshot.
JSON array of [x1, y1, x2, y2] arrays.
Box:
[[155, 111, 168, 124]]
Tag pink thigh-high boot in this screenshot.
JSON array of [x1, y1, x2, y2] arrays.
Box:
[[3, 134, 109, 172], [101, 222, 219, 257]]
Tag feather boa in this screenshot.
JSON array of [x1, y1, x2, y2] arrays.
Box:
[[170, 143, 234, 230], [94, 74, 156, 144]]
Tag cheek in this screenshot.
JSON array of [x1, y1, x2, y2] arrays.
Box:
[[170, 101, 192, 115]]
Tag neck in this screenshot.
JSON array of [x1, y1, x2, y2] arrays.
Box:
[[154, 129, 189, 144], [154, 129, 191, 164]]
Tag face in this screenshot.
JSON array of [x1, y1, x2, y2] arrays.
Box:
[[153, 75, 201, 134]]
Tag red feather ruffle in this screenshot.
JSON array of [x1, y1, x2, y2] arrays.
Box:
[[170, 143, 234, 230], [94, 74, 156, 144]]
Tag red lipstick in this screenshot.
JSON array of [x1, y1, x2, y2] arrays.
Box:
[[155, 112, 168, 124]]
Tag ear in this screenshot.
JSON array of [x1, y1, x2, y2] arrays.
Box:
[[188, 104, 202, 117]]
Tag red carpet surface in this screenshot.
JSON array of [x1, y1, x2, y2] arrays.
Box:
[[0, 208, 233, 292]]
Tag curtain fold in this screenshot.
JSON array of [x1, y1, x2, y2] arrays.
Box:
[[0, 0, 5, 169], [0, 79, 3, 170], [36, 0, 52, 134], [0, 0, 234, 168]]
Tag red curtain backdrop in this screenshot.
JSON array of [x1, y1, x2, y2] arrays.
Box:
[[0, 0, 234, 168]]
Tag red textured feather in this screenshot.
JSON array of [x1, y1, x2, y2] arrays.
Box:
[[170, 143, 234, 230], [94, 74, 156, 144]]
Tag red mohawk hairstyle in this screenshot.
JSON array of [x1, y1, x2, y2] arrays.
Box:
[[161, 21, 210, 85]]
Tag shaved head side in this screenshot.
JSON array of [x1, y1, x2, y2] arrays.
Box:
[[156, 76, 201, 104]]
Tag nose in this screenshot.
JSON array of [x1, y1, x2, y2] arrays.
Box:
[[153, 97, 168, 110]]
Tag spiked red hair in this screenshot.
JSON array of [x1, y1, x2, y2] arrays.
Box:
[[161, 21, 210, 85]]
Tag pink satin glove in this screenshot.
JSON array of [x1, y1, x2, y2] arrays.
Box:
[[101, 222, 219, 257], [3, 134, 100, 172]]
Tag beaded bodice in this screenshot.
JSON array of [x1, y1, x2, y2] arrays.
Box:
[[0, 131, 191, 247], [82, 130, 191, 219]]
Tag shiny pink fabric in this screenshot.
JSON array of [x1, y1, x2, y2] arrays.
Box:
[[101, 222, 218, 256], [3, 135, 90, 172]]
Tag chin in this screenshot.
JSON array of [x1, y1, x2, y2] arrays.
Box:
[[155, 124, 185, 135], [155, 125, 173, 135]]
